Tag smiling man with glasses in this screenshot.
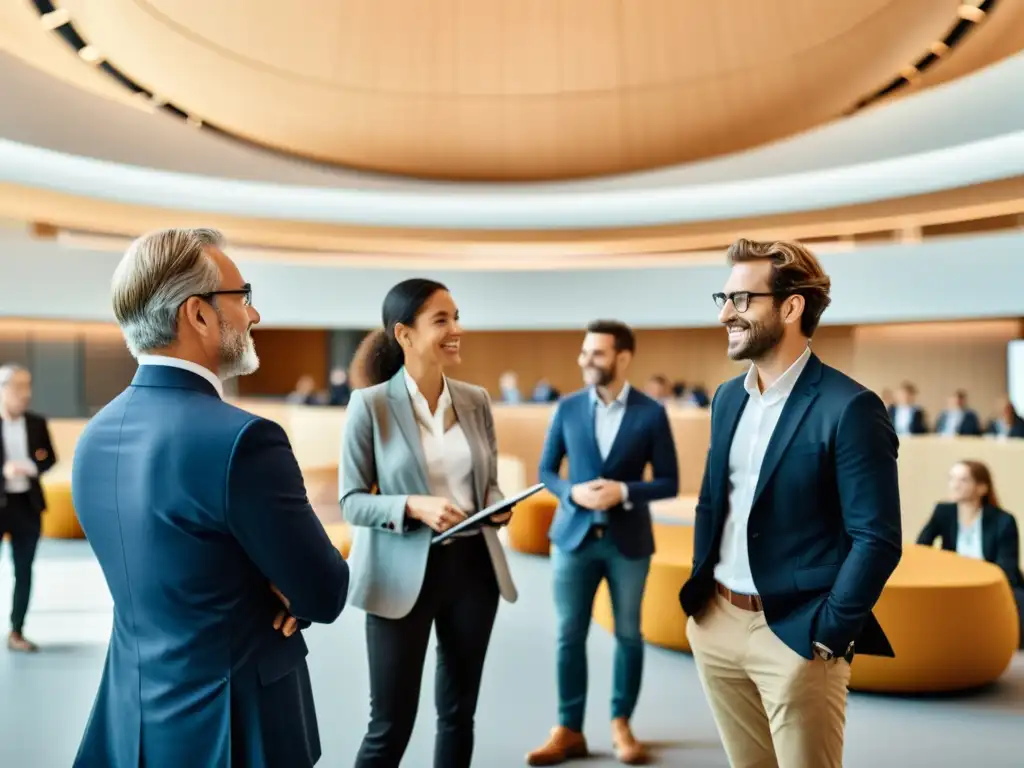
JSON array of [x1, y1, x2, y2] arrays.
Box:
[[680, 238, 902, 768]]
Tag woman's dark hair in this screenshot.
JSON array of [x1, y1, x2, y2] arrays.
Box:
[[349, 278, 448, 388]]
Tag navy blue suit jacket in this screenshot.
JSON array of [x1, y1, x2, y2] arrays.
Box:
[[539, 387, 679, 558], [679, 354, 902, 659], [72, 365, 349, 768]]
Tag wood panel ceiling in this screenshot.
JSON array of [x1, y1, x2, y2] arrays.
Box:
[[52, 0, 968, 181], [3, 176, 1023, 266]]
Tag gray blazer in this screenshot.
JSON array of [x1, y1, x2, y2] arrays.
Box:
[[340, 372, 518, 618]]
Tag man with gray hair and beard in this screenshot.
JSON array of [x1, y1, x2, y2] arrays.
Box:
[[71, 228, 349, 768]]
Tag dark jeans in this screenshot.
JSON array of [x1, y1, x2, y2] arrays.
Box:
[[552, 528, 651, 731], [354, 534, 500, 768], [0, 493, 41, 634]]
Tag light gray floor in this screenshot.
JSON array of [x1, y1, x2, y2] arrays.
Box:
[[1, 539, 1022, 767]]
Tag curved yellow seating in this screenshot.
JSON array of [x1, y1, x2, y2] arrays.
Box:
[[593, 524, 694, 651], [849, 545, 1019, 693], [40, 474, 85, 540], [323, 523, 352, 559], [596, 531, 1018, 693], [506, 489, 558, 556]]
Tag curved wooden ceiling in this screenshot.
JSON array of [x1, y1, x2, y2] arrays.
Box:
[[3, 176, 1023, 265], [54, 0, 969, 181]]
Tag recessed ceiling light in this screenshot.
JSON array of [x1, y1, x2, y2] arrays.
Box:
[[40, 9, 70, 29], [186, 116, 203, 128], [78, 45, 102, 63], [930, 41, 950, 56]]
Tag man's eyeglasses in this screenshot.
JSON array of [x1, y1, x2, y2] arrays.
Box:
[[191, 283, 252, 307], [712, 291, 777, 313]]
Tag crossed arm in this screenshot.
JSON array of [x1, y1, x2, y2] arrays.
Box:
[[226, 418, 349, 625]]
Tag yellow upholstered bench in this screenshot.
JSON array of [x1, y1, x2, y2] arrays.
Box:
[[849, 544, 1019, 693], [323, 523, 352, 559], [506, 489, 558, 556], [593, 523, 694, 651], [40, 472, 85, 540]]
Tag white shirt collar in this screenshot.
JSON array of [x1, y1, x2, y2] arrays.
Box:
[[743, 345, 812, 404], [590, 382, 631, 408], [403, 369, 452, 416], [137, 354, 224, 399]]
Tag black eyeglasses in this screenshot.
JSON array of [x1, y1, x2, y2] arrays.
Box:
[[191, 283, 252, 307], [712, 291, 777, 313]]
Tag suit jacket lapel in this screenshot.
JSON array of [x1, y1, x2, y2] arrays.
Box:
[[579, 394, 604, 471], [449, 382, 486, 511], [981, 506, 999, 562], [750, 355, 822, 509], [386, 373, 431, 494]]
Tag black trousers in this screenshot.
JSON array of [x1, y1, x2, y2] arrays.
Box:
[[0, 493, 41, 634], [354, 534, 500, 768]]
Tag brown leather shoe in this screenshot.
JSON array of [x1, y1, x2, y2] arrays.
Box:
[[525, 726, 588, 766], [611, 718, 648, 765], [7, 632, 39, 653]]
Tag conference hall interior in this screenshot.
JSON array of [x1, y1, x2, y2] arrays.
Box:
[[1, 1, 1023, 766]]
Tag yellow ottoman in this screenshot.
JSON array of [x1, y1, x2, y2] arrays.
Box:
[[593, 524, 694, 651], [849, 544, 1019, 693], [507, 489, 558, 556], [40, 476, 85, 540], [324, 523, 352, 559]]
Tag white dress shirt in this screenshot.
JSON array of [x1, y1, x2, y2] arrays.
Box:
[[714, 346, 812, 594], [404, 371, 477, 536], [136, 354, 224, 398], [941, 409, 962, 436], [956, 515, 984, 560], [892, 405, 914, 435], [2, 416, 34, 494], [589, 383, 632, 524]]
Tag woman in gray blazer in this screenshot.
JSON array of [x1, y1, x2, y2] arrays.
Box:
[[340, 278, 518, 768]]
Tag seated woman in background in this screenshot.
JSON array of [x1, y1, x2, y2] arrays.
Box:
[[986, 396, 1024, 439], [917, 460, 1024, 647]]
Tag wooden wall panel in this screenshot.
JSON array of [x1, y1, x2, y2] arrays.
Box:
[[849, 320, 1024, 423], [456, 325, 855, 400], [237, 328, 329, 396], [454, 321, 1020, 421]]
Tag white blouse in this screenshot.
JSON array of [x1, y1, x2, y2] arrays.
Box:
[[956, 514, 984, 560], [404, 372, 478, 535]]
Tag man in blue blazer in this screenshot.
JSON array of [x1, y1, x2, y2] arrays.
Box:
[[527, 320, 678, 766], [72, 228, 349, 768], [679, 239, 902, 768]]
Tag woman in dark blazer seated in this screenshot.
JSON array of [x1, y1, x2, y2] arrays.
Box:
[[917, 460, 1024, 647], [340, 278, 518, 768], [985, 397, 1024, 439]]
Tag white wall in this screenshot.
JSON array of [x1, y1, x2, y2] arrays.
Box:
[[0, 230, 1020, 330]]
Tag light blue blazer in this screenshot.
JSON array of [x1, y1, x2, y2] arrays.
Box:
[[340, 372, 517, 619]]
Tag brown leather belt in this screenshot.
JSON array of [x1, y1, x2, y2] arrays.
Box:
[[716, 582, 763, 612]]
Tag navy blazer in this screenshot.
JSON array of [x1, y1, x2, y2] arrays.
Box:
[[0, 411, 56, 514], [887, 404, 928, 434], [917, 503, 1023, 588], [72, 365, 349, 768], [679, 354, 902, 659], [934, 409, 982, 436], [539, 387, 679, 558]]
